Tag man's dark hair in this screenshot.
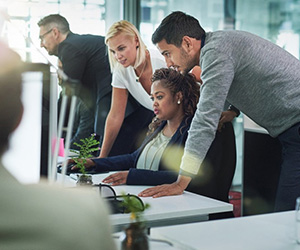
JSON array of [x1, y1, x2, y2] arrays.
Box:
[[152, 11, 205, 47], [38, 14, 70, 34]]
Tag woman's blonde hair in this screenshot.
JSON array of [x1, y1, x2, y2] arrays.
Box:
[[105, 20, 147, 71]]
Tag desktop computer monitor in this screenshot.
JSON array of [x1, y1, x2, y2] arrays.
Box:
[[2, 62, 55, 183]]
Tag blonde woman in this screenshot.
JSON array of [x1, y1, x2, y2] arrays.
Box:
[[99, 20, 166, 158]]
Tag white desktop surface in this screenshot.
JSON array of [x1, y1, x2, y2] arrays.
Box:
[[59, 173, 233, 232], [93, 173, 233, 232], [151, 211, 298, 250]]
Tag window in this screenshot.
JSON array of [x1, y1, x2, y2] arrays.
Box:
[[140, 0, 225, 49], [0, 0, 122, 64], [140, 0, 300, 59]]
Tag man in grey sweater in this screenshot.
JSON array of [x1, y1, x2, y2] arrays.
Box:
[[139, 11, 300, 212]]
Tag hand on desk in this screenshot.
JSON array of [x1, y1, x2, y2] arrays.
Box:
[[102, 171, 129, 186], [138, 182, 184, 198], [138, 175, 192, 198]]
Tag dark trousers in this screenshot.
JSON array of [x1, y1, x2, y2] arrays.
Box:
[[95, 93, 154, 156], [109, 105, 153, 156], [188, 122, 237, 219], [275, 121, 300, 211]]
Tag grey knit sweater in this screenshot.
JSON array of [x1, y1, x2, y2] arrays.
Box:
[[180, 30, 300, 175]]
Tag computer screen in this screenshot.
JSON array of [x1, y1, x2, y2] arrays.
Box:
[[2, 63, 53, 184]]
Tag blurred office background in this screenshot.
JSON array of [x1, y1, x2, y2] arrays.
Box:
[[0, 0, 298, 215], [1, 0, 299, 64]]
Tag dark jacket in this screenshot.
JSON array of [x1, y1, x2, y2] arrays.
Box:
[[58, 33, 112, 108]]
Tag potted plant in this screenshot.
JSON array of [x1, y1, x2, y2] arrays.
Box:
[[120, 194, 150, 250], [70, 134, 99, 186]]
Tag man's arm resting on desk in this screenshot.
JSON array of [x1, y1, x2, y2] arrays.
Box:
[[138, 175, 192, 198]]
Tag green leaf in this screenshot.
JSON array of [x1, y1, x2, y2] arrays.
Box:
[[71, 134, 100, 175]]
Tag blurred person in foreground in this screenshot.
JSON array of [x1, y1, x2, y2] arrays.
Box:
[[0, 41, 115, 250]]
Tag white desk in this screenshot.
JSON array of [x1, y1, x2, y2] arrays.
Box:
[[91, 173, 233, 232], [151, 211, 298, 250], [60, 173, 233, 232]]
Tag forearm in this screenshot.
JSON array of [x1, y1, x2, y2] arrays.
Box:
[[92, 152, 136, 172], [127, 169, 178, 185], [176, 175, 192, 191], [138, 174, 192, 197]]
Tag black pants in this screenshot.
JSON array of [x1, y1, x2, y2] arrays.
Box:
[[187, 122, 237, 219], [275, 121, 300, 211], [95, 93, 154, 156]]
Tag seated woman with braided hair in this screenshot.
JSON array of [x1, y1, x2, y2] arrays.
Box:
[[74, 68, 236, 218]]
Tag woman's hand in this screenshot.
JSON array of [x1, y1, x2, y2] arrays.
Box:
[[70, 158, 95, 170], [102, 171, 129, 186]]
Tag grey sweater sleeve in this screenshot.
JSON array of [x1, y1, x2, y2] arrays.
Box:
[[180, 48, 234, 174], [180, 30, 300, 175]]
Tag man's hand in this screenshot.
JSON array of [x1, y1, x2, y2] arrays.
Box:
[[102, 171, 129, 186], [138, 175, 192, 198], [218, 110, 237, 131], [138, 182, 184, 198]]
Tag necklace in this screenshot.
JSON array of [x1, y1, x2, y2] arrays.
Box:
[[135, 59, 147, 82]]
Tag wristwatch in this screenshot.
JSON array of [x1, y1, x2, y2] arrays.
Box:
[[228, 105, 240, 117]]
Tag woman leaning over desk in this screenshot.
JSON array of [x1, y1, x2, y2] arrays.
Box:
[[80, 68, 236, 218], [99, 20, 166, 158]]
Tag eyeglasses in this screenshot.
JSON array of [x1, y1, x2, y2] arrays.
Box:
[[39, 28, 53, 42]]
